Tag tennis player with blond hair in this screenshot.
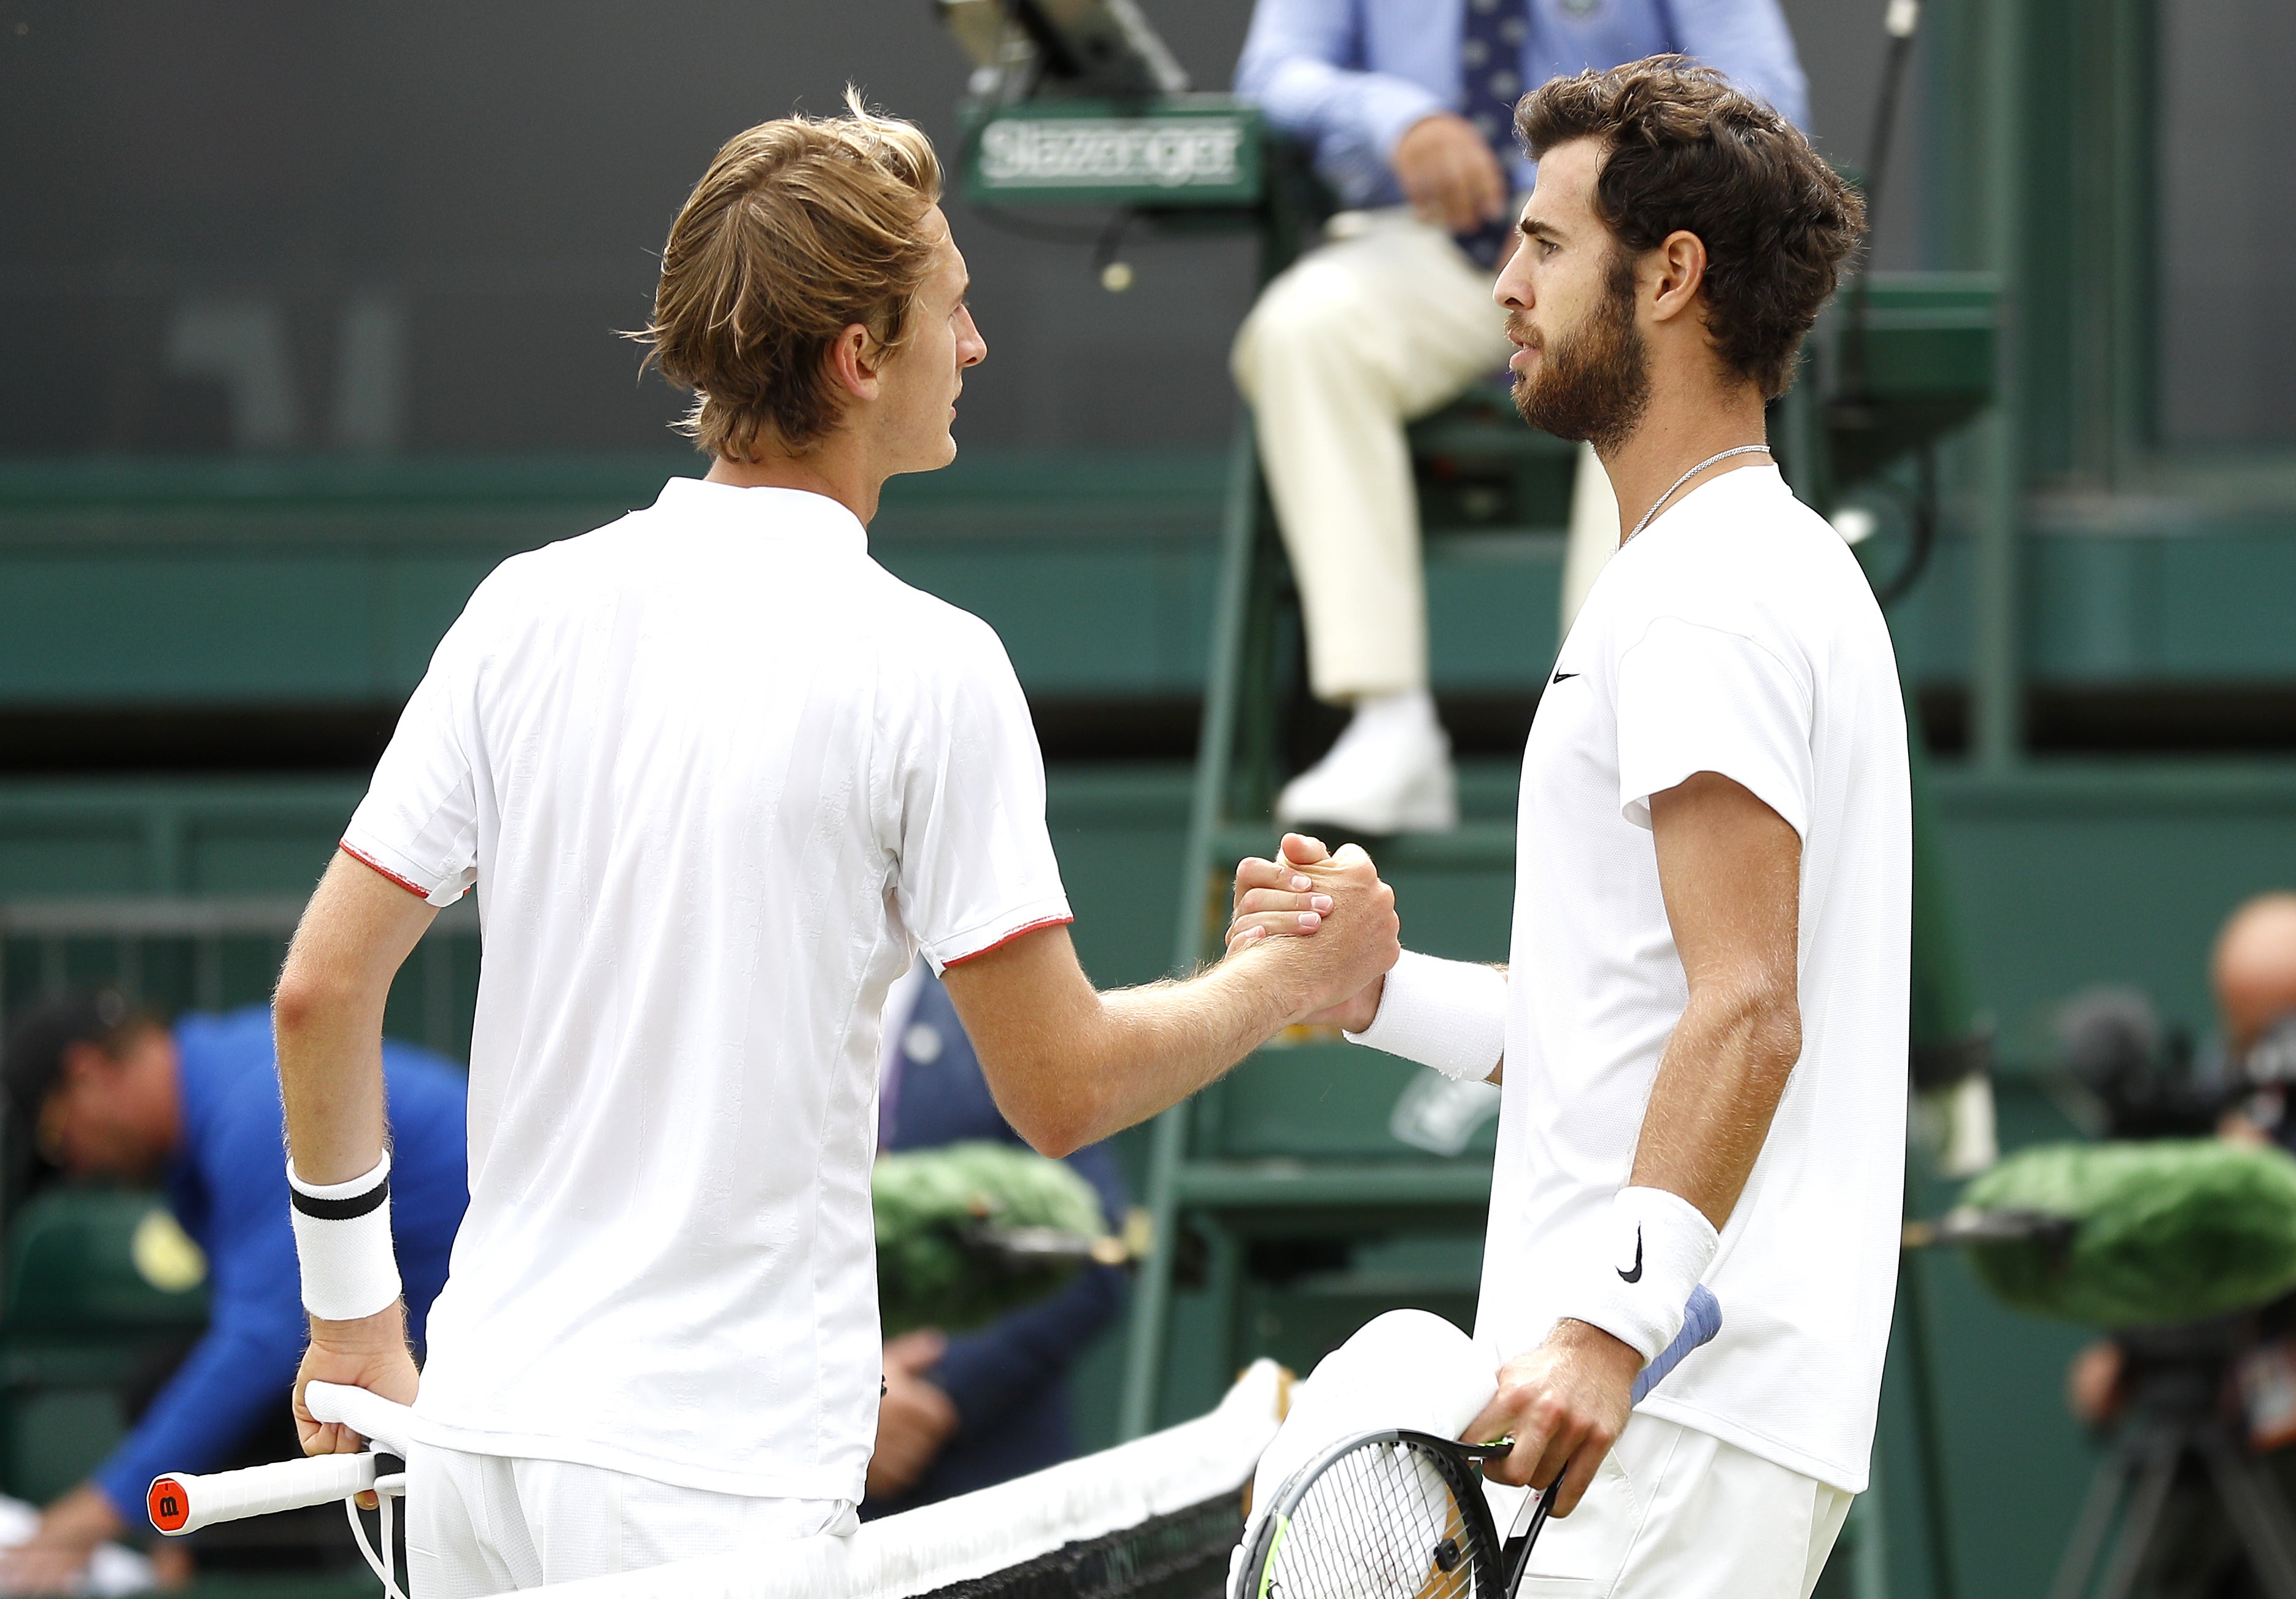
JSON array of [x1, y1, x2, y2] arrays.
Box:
[[272, 97, 1398, 1595]]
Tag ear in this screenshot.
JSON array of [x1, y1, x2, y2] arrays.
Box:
[[56, 1039, 111, 1090], [1645, 229, 1708, 325], [824, 323, 884, 404]]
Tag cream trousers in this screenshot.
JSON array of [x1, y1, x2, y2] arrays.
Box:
[[1232, 206, 1618, 704]]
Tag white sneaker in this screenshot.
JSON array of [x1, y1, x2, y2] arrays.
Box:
[[1274, 691, 1458, 834]]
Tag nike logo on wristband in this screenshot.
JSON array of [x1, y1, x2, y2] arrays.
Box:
[[1550, 670, 1580, 685], [1618, 1227, 1644, 1284]]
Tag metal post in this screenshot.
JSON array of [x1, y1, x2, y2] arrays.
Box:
[[194, 934, 222, 1012], [117, 933, 141, 1001], [1898, 1232, 1962, 1599], [1970, 0, 2025, 770], [1850, 1453, 1892, 1599], [1116, 422, 1264, 1441]]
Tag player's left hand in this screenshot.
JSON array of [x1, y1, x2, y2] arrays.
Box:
[[1463, 1319, 1642, 1515], [294, 1298, 419, 1509]]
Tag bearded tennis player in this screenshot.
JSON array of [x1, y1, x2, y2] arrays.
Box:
[[269, 97, 1398, 1596], [1231, 58, 1899, 1599]]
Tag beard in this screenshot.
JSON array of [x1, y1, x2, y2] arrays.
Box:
[[1509, 256, 1650, 456]]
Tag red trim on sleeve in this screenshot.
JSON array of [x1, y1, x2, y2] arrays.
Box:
[[339, 840, 434, 901], [940, 913, 1075, 968]]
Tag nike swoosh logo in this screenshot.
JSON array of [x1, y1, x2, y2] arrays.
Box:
[[1618, 1227, 1644, 1284], [1550, 670, 1579, 685]]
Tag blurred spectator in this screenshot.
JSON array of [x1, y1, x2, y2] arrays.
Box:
[[1231, 0, 1807, 834], [2216, 893, 2296, 1079], [0, 996, 466, 1593], [862, 963, 1129, 1516], [2068, 893, 2296, 1420]]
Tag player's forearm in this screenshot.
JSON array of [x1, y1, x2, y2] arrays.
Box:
[[1627, 976, 1801, 1228], [274, 853, 432, 1182], [274, 957, 392, 1184], [960, 858, 1396, 1155], [954, 925, 1293, 1157], [1062, 949, 1303, 1148]]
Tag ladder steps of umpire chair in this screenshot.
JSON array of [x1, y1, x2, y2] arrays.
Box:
[[1116, 391, 1528, 1455]]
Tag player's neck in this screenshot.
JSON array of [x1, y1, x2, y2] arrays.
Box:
[[705, 434, 887, 526], [1599, 365, 1771, 545]]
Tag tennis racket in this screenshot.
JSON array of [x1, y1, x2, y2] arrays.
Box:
[[148, 1381, 421, 1599], [1234, 1285, 1721, 1599]]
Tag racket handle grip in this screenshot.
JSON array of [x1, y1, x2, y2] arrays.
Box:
[[1631, 1284, 1722, 1405], [147, 1452, 379, 1536], [303, 1379, 417, 1455]]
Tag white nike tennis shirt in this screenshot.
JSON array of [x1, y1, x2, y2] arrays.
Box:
[[1475, 464, 1911, 1494], [341, 477, 1072, 1500]]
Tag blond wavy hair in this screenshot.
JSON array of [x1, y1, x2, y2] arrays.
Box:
[[636, 91, 943, 460]]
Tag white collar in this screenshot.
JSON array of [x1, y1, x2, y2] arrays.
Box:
[[651, 476, 870, 557]]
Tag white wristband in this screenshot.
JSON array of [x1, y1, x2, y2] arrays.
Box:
[[1559, 1187, 1719, 1363], [1343, 950, 1506, 1083], [287, 1151, 402, 1322]]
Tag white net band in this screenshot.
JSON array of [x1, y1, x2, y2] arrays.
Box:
[[504, 1360, 1286, 1599]]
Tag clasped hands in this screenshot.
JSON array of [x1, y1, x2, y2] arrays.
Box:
[[1225, 833, 1639, 1516], [1221, 834, 1400, 1031], [1224, 833, 1396, 1032]]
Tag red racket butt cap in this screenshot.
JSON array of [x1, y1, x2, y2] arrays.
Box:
[[147, 1476, 191, 1533]]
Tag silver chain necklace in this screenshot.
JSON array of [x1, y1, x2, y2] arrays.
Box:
[[1625, 445, 1774, 543]]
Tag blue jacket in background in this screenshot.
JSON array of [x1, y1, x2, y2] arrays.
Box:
[[90, 1006, 468, 1519], [865, 975, 1130, 1515], [1235, 0, 1809, 209]]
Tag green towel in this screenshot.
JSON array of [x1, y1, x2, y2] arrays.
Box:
[[1963, 1139, 2296, 1327], [874, 1141, 1107, 1335]]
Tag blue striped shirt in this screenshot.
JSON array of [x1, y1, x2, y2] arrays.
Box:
[[1235, 0, 1809, 208]]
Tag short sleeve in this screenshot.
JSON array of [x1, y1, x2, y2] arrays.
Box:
[[1614, 616, 1814, 840], [894, 625, 1072, 974], [341, 601, 490, 908]]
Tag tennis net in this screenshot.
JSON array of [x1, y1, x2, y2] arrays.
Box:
[[514, 1361, 1284, 1599]]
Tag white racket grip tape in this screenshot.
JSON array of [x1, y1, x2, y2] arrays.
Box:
[[147, 1452, 379, 1536], [303, 1381, 420, 1458]]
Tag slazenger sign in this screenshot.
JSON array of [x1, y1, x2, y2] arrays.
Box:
[[978, 117, 1248, 190]]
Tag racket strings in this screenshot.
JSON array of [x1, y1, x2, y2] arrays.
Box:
[[1267, 1440, 1486, 1599]]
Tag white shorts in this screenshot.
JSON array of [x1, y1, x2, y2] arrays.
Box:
[[407, 1445, 856, 1597], [1497, 1414, 1853, 1599]]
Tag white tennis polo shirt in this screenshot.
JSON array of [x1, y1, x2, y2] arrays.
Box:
[[1475, 465, 1910, 1495], [340, 477, 1072, 1501]]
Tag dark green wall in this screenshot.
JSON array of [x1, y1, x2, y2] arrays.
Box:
[[5, 455, 2296, 719]]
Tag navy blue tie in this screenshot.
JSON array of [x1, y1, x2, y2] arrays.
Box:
[[1457, 0, 1532, 267]]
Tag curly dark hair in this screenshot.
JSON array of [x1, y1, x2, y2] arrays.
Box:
[[1516, 56, 1864, 401]]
